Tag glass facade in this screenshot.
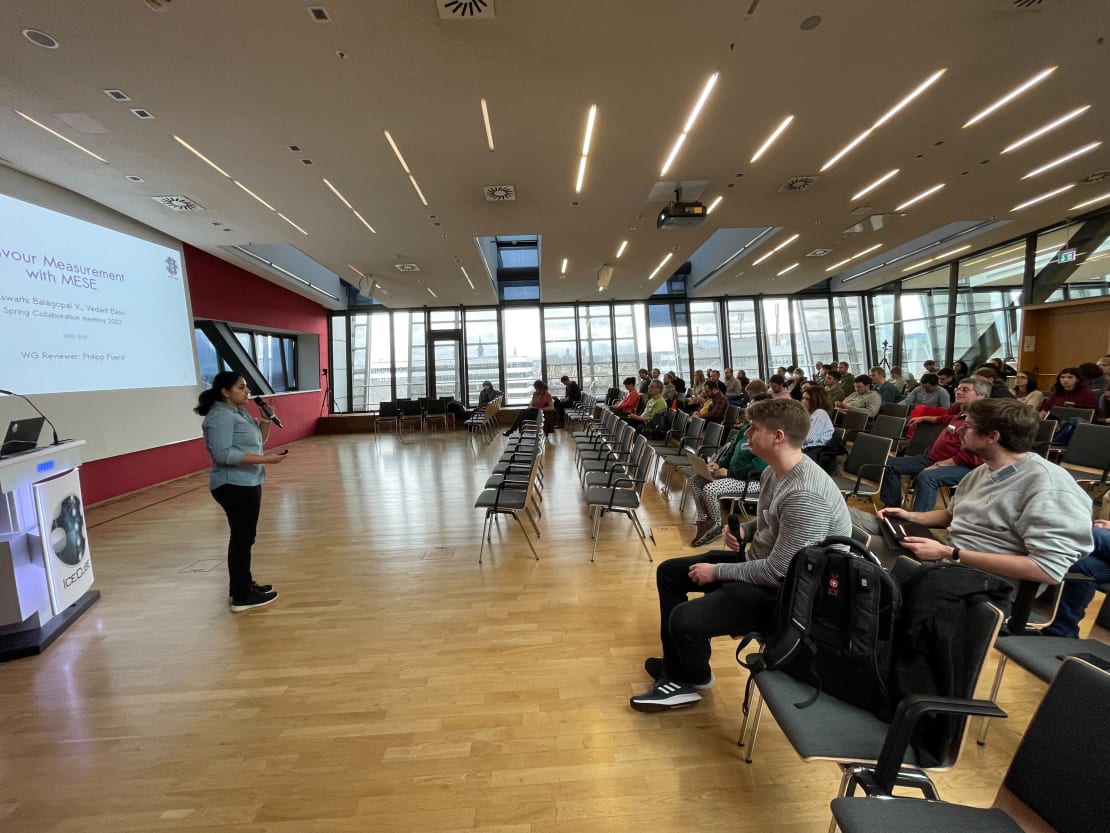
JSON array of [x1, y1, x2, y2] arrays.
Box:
[[324, 206, 1110, 412]]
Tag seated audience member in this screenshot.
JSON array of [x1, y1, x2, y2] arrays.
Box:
[[686, 435, 769, 548], [822, 369, 846, 404], [630, 399, 852, 712], [990, 357, 1017, 378], [1039, 366, 1099, 415], [672, 375, 687, 395], [889, 366, 909, 395], [552, 375, 581, 428], [661, 372, 679, 404], [951, 360, 971, 384], [696, 381, 728, 423], [837, 362, 855, 399], [723, 368, 745, 402], [503, 379, 553, 437], [1012, 370, 1043, 410], [880, 376, 988, 511], [812, 362, 826, 384], [1044, 520, 1110, 637], [625, 380, 667, 431], [921, 359, 938, 376], [637, 368, 651, 394], [936, 367, 956, 401], [708, 369, 728, 395], [744, 378, 768, 402], [787, 368, 806, 400], [900, 372, 951, 409], [975, 365, 1015, 399], [610, 377, 641, 416], [877, 398, 1092, 589], [837, 374, 881, 417], [1077, 362, 1106, 398], [651, 367, 662, 384], [870, 366, 901, 404], [735, 369, 751, 389], [800, 385, 835, 450], [1092, 354, 1110, 397], [768, 374, 791, 400], [468, 380, 503, 420]]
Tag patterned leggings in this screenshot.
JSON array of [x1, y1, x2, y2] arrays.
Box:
[[689, 475, 752, 526]]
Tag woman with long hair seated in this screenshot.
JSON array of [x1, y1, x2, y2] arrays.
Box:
[[801, 384, 835, 449], [503, 379, 553, 436], [1013, 370, 1043, 410], [1039, 366, 1099, 416]]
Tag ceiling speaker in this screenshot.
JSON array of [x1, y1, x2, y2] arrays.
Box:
[[596, 264, 614, 291]]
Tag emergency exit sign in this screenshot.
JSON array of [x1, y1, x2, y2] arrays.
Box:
[[1057, 248, 1077, 263]]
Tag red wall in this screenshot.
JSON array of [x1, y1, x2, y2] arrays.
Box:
[[79, 245, 330, 504]]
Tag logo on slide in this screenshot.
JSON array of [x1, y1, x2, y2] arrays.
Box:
[[165, 256, 180, 278], [50, 493, 87, 567]]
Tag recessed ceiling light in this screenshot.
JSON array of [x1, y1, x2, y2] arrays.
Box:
[[659, 72, 719, 176], [574, 105, 597, 193], [820, 69, 945, 171], [647, 253, 674, 281], [22, 29, 59, 48], [1021, 141, 1102, 180], [560, 258, 569, 273], [130, 108, 155, 119], [1011, 183, 1075, 212], [706, 196, 723, 214], [287, 144, 303, 152], [777, 262, 799, 276], [851, 169, 899, 201], [480, 98, 495, 151], [1001, 105, 1091, 154], [750, 115, 794, 163], [616, 240, 628, 258], [1070, 190, 1110, 212], [752, 232, 800, 266], [894, 183, 945, 212], [963, 66, 1056, 128], [103, 89, 130, 101], [14, 111, 108, 163], [307, 6, 331, 22]]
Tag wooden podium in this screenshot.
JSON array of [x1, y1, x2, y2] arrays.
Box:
[[0, 441, 99, 662]]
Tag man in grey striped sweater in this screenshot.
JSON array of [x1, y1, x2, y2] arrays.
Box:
[[631, 398, 852, 712]]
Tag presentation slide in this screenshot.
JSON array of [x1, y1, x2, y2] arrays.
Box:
[[0, 192, 197, 395]]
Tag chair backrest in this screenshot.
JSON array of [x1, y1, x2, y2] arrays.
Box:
[[880, 402, 909, 419], [698, 421, 725, 456], [605, 386, 621, 405], [682, 416, 706, 450], [1000, 657, 1110, 833], [902, 420, 944, 456], [1049, 406, 1096, 424], [402, 399, 422, 416], [1060, 422, 1110, 470], [378, 401, 399, 418], [723, 404, 740, 427], [844, 433, 893, 479], [870, 415, 906, 442], [834, 409, 869, 432], [1033, 418, 1057, 458], [426, 398, 447, 415]]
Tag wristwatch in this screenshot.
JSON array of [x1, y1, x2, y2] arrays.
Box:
[[950, 546, 961, 562]]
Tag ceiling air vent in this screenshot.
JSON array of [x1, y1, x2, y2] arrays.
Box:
[[103, 89, 130, 102], [307, 6, 331, 22], [995, 0, 1059, 10], [394, 263, 421, 272], [125, 175, 145, 183], [152, 195, 204, 212], [483, 184, 515, 201], [437, 0, 496, 20], [131, 108, 155, 119], [779, 175, 818, 193], [806, 248, 832, 257]]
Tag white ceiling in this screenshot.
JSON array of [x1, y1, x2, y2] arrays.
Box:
[[2, 0, 1109, 310]]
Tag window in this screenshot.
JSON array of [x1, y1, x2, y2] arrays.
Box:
[[689, 301, 723, 373], [832, 295, 867, 373], [793, 298, 833, 376], [501, 307, 541, 404], [761, 297, 793, 372], [614, 303, 648, 383], [349, 311, 392, 409], [648, 303, 690, 383], [393, 311, 426, 399], [726, 299, 760, 378], [231, 329, 298, 392], [194, 327, 226, 386], [578, 305, 614, 394], [330, 318, 349, 412], [899, 266, 949, 367], [543, 306, 579, 386], [465, 308, 500, 404]]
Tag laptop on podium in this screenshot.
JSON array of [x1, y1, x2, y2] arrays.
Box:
[[0, 417, 46, 458]]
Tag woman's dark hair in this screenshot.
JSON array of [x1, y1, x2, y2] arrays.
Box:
[[482, 380, 493, 388], [194, 371, 242, 416], [1051, 367, 1083, 395], [1077, 362, 1103, 385], [952, 360, 969, 375], [532, 379, 547, 392], [802, 384, 833, 416], [622, 376, 637, 386], [1015, 370, 1038, 392]]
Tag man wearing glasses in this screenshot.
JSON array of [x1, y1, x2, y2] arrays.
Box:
[[879, 376, 989, 511], [879, 398, 1092, 587]]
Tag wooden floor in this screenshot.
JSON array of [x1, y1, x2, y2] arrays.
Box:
[[0, 427, 1101, 833]]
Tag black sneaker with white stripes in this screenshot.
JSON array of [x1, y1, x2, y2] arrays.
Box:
[[629, 679, 702, 712], [230, 588, 279, 612]]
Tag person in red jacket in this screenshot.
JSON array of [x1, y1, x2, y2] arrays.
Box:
[[1039, 366, 1100, 416], [879, 376, 989, 510], [611, 377, 640, 415]]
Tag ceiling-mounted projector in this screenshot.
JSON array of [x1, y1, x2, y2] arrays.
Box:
[[658, 186, 707, 229]]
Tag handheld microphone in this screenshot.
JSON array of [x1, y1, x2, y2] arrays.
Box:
[[0, 389, 62, 445], [253, 396, 284, 428]]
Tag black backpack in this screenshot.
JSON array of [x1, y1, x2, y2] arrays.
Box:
[[892, 561, 1014, 766], [737, 536, 902, 720]]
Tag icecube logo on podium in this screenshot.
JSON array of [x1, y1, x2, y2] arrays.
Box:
[[33, 469, 94, 614]]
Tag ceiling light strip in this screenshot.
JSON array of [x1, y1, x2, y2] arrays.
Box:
[[894, 183, 945, 212], [232, 246, 338, 300], [709, 227, 775, 277], [750, 115, 794, 163], [1002, 105, 1091, 154], [776, 262, 798, 276], [839, 219, 1003, 282], [647, 253, 674, 281], [323, 178, 377, 233], [560, 258, 569, 274], [615, 240, 628, 258], [1021, 141, 1102, 180], [660, 72, 719, 176], [277, 212, 309, 236], [706, 196, 723, 214], [234, 180, 276, 211], [1011, 184, 1075, 212], [480, 98, 495, 151], [1070, 190, 1110, 212], [460, 266, 475, 290], [821, 69, 946, 171], [963, 66, 1057, 128], [172, 135, 230, 177], [825, 243, 883, 273], [408, 175, 429, 206], [14, 111, 109, 163], [574, 105, 597, 194], [352, 210, 377, 234], [851, 169, 899, 201], [383, 130, 411, 173], [752, 232, 800, 266]]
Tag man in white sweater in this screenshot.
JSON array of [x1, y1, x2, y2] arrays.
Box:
[[879, 398, 1092, 587], [631, 398, 851, 712]]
